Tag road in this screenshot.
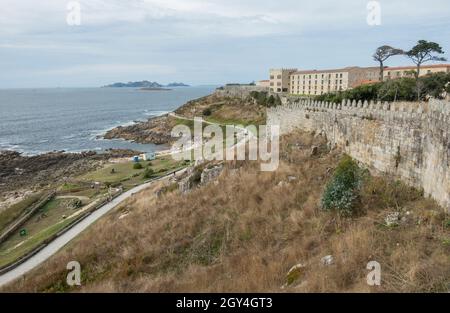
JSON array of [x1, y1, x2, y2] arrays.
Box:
[[0, 114, 253, 288], [0, 170, 186, 287]]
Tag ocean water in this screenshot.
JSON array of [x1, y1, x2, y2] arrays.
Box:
[[0, 87, 215, 155]]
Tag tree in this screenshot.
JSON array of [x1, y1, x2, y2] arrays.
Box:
[[406, 40, 447, 100], [373, 45, 404, 82]]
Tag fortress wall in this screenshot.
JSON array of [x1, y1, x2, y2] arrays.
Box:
[[267, 97, 450, 210]]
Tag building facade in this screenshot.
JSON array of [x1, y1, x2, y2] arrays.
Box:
[[270, 64, 450, 96], [269, 69, 297, 93], [289, 67, 379, 96], [383, 64, 450, 80]]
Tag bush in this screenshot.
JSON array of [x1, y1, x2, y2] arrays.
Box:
[[315, 72, 450, 103], [249, 91, 281, 107], [202, 108, 212, 116], [143, 168, 155, 179], [321, 155, 364, 216], [133, 163, 143, 170]]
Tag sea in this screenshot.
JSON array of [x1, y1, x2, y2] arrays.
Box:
[[0, 86, 216, 155]]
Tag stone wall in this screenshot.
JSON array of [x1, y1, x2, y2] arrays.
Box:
[[267, 97, 450, 211], [214, 85, 269, 99]]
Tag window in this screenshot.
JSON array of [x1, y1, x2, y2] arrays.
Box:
[[270, 82, 274, 86], [270, 75, 274, 79], [340, 73, 343, 78], [277, 75, 282, 79], [277, 82, 281, 86]]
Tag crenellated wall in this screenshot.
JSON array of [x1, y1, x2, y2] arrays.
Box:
[[267, 97, 450, 210]]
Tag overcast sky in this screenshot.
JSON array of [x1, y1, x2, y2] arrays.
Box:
[[1, 0, 449, 88]]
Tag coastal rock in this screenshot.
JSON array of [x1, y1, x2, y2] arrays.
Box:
[[103, 115, 174, 145]]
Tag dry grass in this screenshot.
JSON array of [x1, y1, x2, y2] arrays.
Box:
[[176, 94, 266, 126], [3, 131, 449, 293]]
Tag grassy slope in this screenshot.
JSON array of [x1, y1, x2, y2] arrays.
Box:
[[0, 193, 43, 231], [2, 131, 449, 292], [176, 94, 266, 126]]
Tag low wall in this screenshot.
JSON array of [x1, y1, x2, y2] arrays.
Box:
[[267, 97, 450, 210]]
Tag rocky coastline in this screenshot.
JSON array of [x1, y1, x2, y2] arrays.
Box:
[[0, 149, 139, 202]]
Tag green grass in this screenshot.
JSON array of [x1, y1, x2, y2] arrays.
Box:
[[0, 193, 43, 232], [78, 158, 186, 191], [0, 216, 77, 268], [0, 157, 189, 268]]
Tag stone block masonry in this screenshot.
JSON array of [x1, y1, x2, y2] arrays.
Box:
[[267, 97, 450, 211]]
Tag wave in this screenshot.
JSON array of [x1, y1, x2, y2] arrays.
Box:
[[144, 110, 170, 117]]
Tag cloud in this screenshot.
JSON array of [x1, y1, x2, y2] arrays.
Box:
[[32, 63, 177, 76], [0, 0, 449, 87]]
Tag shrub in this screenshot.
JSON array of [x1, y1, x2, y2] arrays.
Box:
[[143, 168, 155, 179], [202, 108, 212, 116], [315, 73, 450, 103], [321, 155, 364, 216], [133, 163, 143, 170], [250, 91, 281, 107]]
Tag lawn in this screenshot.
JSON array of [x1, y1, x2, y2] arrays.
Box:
[[0, 197, 86, 268]]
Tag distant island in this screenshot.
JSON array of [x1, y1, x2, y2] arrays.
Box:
[[102, 81, 190, 88]]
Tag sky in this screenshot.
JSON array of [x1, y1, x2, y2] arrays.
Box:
[[0, 0, 449, 88]]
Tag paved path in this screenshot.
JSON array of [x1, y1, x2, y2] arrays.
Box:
[[0, 114, 254, 288], [0, 170, 186, 287]]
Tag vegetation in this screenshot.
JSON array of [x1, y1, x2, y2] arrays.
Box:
[[0, 193, 43, 231], [202, 108, 212, 116], [3, 130, 449, 293], [316, 40, 447, 103], [316, 72, 450, 103], [249, 91, 282, 107], [322, 155, 366, 216], [143, 168, 155, 179], [373, 45, 404, 82], [133, 163, 143, 170], [406, 40, 447, 100]]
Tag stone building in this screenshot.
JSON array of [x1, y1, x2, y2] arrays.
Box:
[[383, 64, 450, 80], [270, 64, 450, 96], [289, 67, 379, 96], [269, 68, 297, 93]]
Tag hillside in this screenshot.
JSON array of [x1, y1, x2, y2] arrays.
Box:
[[103, 92, 267, 144], [3, 130, 449, 292]]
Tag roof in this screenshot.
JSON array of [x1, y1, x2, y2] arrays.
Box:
[[384, 64, 450, 71], [293, 66, 379, 75]]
